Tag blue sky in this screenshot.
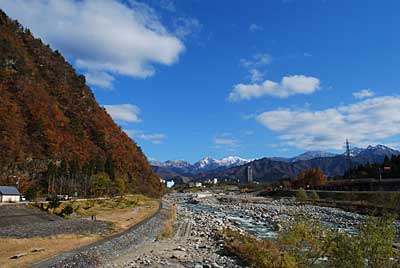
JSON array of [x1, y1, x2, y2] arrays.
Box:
[[2, 0, 400, 162]]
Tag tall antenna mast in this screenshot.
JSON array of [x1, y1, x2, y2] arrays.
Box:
[[345, 139, 352, 178]]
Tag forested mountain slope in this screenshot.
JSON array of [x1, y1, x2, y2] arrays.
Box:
[[0, 10, 164, 197]]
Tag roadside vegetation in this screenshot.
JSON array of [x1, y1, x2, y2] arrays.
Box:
[[221, 215, 399, 268], [157, 202, 177, 240]]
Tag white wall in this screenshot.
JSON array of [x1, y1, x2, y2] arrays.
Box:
[[0, 195, 20, 203]]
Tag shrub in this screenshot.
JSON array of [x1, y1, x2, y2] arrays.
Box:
[[295, 188, 308, 203], [222, 215, 399, 268], [48, 195, 60, 209], [309, 191, 319, 203], [63, 204, 74, 216]]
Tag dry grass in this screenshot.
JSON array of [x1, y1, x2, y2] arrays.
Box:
[[0, 234, 99, 268], [156, 201, 177, 240], [71, 195, 160, 231], [1, 195, 160, 268]]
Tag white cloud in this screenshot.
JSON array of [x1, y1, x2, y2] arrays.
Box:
[[159, 0, 176, 12], [249, 69, 264, 82], [240, 53, 272, 68], [173, 17, 202, 39], [104, 104, 142, 123], [256, 96, 400, 150], [249, 23, 263, 32], [213, 134, 240, 151], [229, 75, 320, 101], [85, 71, 115, 89], [138, 133, 167, 144], [0, 0, 185, 88], [353, 89, 375, 99], [125, 130, 166, 144], [214, 137, 238, 146]]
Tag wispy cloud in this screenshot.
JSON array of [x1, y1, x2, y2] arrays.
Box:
[[104, 104, 142, 123], [240, 53, 272, 68], [138, 133, 167, 144], [159, 0, 176, 12], [353, 89, 375, 99], [249, 23, 263, 32], [85, 71, 115, 89], [173, 17, 202, 39], [229, 75, 320, 101], [0, 0, 185, 88], [249, 69, 264, 82], [213, 134, 239, 151], [256, 96, 400, 150], [125, 130, 166, 144]]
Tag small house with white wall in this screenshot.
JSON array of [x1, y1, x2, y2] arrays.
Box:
[[0, 186, 21, 203]]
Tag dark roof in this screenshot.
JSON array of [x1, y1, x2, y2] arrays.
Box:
[[0, 186, 21, 195]]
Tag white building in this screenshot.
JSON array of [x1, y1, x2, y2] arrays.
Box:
[[166, 180, 175, 188], [0, 186, 21, 203]]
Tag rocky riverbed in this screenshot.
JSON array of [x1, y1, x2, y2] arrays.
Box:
[[31, 192, 384, 268], [186, 193, 366, 238], [110, 202, 242, 268]]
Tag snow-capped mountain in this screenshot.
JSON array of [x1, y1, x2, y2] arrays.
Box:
[[152, 145, 400, 182], [292, 151, 338, 162], [194, 156, 252, 171], [270, 151, 337, 163], [348, 145, 400, 159], [150, 156, 252, 173]]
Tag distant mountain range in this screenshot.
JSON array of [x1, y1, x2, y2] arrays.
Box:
[[269, 151, 338, 163], [150, 156, 252, 179], [152, 145, 400, 183]]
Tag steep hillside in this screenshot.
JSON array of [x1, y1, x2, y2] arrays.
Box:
[[0, 10, 164, 196]]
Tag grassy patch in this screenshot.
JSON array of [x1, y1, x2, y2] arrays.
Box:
[[156, 202, 177, 240]]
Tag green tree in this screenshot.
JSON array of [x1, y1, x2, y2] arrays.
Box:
[[91, 172, 111, 197], [114, 177, 126, 196], [328, 231, 364, 268], [105, 156, 115, 179], [25, 187, 36, 201], [359, 215, 397, 268], [48, 195, 60, 209]]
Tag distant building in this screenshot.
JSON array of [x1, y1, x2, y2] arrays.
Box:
[[166, 180, 175, 188], [213, 178, 218, 185], [0, 186, 21, 203], [247, 166, 253, 183]]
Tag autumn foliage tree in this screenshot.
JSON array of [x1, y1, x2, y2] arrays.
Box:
[[293, 168, 326, 188]]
